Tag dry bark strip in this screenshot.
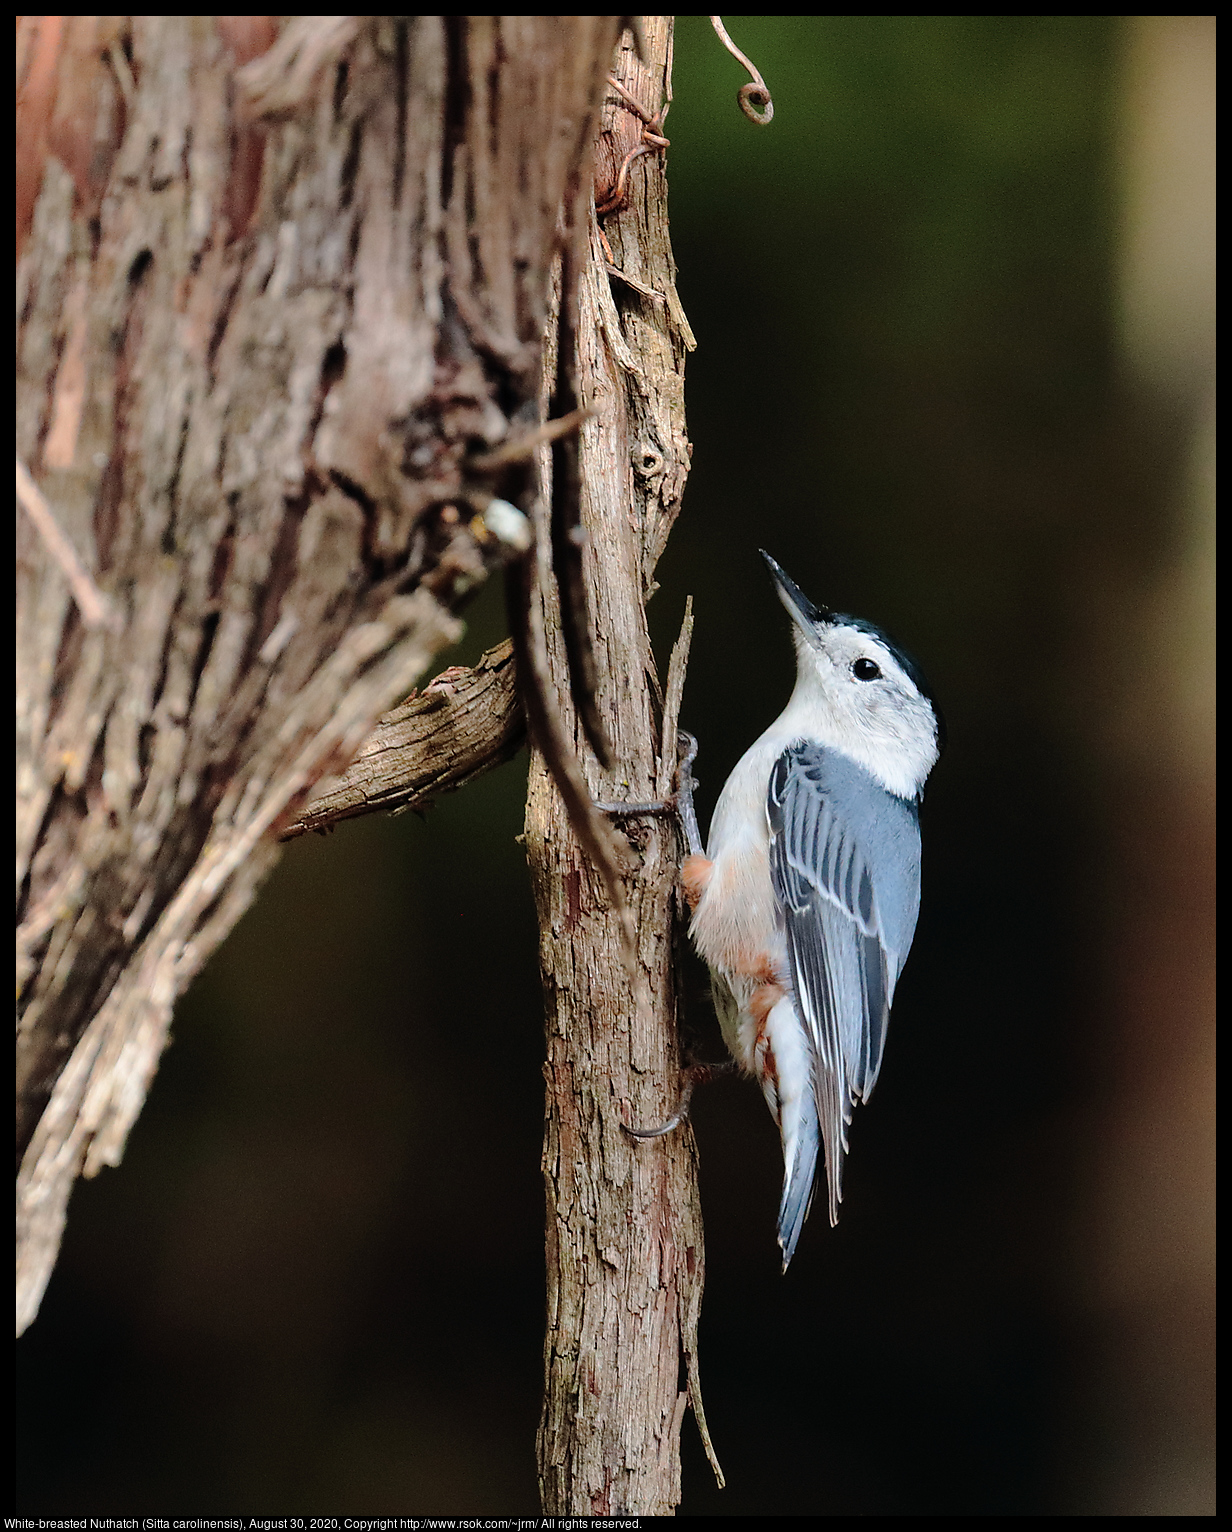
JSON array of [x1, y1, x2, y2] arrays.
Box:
[[278, 639, 524, 837], [16, 15, 621, 1335], [527, 18, 722, 1514]]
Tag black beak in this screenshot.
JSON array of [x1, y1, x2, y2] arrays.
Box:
[[760, 550, 832, 630]]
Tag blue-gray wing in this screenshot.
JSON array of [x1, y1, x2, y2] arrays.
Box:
[[767, 742, 922, 1226]]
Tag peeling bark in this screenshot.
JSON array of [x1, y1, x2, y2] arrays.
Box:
[[16, 14, 620, 1336], [278, 639, 524, 837], [527, 18, 720, 1514]]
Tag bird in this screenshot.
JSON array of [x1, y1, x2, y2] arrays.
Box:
[[679, 551, 942, 1269]]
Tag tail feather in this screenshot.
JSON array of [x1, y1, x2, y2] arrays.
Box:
[[777, 1093, 820, 1270], [760, 991, 823, 1269]]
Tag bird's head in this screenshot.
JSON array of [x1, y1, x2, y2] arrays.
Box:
[[761, 550, 943, 801]]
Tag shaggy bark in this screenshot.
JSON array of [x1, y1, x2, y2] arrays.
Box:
[[527, 18, 721, 1514], [16, 14, 620, 1335]]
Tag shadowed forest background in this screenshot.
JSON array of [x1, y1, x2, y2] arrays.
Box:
[[18, 15, 1213, 1516]]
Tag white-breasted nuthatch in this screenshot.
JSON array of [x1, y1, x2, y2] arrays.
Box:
[[680, 551, 942, 1269]]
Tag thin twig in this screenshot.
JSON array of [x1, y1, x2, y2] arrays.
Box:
[[467, 408, 593, 474], [16, 459, 121, 632], [657, 596, 694, 799], [673, 732, 704, 860], [709, 16, 774, 125], [591, 598, 702, 835]]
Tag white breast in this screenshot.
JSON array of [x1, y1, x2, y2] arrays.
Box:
[[689, 726, 795, 1057]]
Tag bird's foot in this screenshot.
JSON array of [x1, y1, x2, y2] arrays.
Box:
[[591, 795, 676, 816], [623, 1060, 736, 1139], [592, 731, 704, 856]]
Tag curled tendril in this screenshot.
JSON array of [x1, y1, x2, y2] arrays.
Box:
[[596, 74, 670, 218], [709, 16, 774, 126], [738, 82, 773, 126]]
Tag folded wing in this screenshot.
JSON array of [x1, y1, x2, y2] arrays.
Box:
[[767, 742, 922, 1226]]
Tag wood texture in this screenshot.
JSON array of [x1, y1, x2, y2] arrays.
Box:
[[16, 15, 620, 1335], [527, 18, 719, 1514], [278, 639, 523, 837]]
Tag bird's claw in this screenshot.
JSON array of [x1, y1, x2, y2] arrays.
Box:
[[591, 729, 702, 857], [623, 1061, 735, 1140]]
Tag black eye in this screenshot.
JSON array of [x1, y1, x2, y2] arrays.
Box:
[[852, 657, 882, 681]]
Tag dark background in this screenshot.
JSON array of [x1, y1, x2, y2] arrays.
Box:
[[18, 16, 1214, 1516]]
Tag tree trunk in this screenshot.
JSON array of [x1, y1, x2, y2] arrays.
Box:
[[527, 18, 720, 1514], [16, 14, 620, 1335]]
